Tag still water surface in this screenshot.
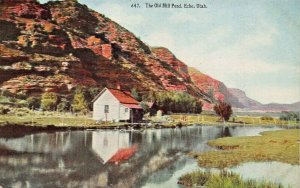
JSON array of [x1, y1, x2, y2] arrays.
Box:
[[0, 126, 297, 188]]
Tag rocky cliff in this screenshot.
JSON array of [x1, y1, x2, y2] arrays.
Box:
[[0, 0, 210, 102], [227, 88, 262, 109]]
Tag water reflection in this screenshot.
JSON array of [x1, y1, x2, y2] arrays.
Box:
[[230, 161, 300, 188], [0, 126, 289, 187]]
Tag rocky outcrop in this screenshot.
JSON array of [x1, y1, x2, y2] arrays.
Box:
[[152, 47, 190, 81]]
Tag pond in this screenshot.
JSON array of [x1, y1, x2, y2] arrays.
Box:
[[0, 125, 296, 188]]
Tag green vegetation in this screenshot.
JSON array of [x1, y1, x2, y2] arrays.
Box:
[[0, 113, 95, 127], [193, 129, 300, 168], [131, 87, 141, 101], [41, 92, 59, 111], [214, 102, 233, 122], [144, 91, 202, 114], [26, 97, 41, 110], [0, 105, 10, 115], [178, 170, 283, 188], [72, 88, 89, 113], [280, 111, 299, 121], [57, 101, 69, 112], [261, 116, 274, 121], [140, 101, 150, 114], [168, 113, 299, 126]]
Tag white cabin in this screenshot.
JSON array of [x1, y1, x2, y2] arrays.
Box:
[[92, 88, 142, 122]]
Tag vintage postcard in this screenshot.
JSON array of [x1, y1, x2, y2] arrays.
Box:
[[0, 0, 299, 187]]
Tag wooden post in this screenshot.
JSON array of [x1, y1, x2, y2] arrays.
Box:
[[131, 109, 133, 124]]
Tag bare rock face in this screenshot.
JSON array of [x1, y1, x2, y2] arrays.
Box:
[[152, 47, 190, 81], [0, 0, 211, 103], [1, 0, 51, 20]]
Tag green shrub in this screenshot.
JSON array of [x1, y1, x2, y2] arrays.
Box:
[[27, 97, 41, 110], [261, 116, 273, 121], [16, 99, 28, 108], [57, 101, 69, 112], [41, 92, 59, 111], [178, 170, 283, 188], [0, 105, 10, 115], [280, 111, 299, 121], [0, 95, 10, 103], [12, 107, 32, 116]]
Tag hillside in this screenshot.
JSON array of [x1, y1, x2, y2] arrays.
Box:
[[0, 0, 211, 102], [188, 67, 244, 109], [228, 88, 300, 112], [227, 88, 262, 108]]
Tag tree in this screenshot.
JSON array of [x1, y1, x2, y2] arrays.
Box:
[[57, 101, 69, 112], [41, 92, 59, 111], [153, 91, 202, 114], [87, 87, 101, 110], [131, 88, 141, 101], [280, 111, 299, 122], [27, 97, 41, 110], [214, 102, 232, 122], [72, 88, 88, 113], [140, 101, 150, 114]]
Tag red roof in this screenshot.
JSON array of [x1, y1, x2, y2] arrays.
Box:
[[123, 103, 143, 109], [108, 88, 139, 105], [108, 145, 138, 164]]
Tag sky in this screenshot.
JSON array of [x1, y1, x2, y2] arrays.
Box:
[[40, 0, 300, 104]]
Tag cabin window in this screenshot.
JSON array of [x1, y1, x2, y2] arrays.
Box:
[[125, 108, 128, 112], [104, 105, 109, 113]]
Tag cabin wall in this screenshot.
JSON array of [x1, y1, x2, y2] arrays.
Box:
[[93, 90, 120, 121], [119, 105, 130, 121]]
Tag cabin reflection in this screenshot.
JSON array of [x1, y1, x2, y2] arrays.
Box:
[[91, 131, 137, 164]]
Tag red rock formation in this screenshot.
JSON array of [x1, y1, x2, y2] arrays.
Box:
[[0, 0, 51, 20], [152, 47, 190, 81], [0, 0, 211, 105], [101, 44, 112, 59]]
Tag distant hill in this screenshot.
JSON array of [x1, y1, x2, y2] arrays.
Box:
[[227, 88, 262, 108], [250, 101, 300, 112], [228, 88, 299, 112]]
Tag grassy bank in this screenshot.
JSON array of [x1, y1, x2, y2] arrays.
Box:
[[178, 170, 283, 188], [193, 129, 300, 168], [169, 113, 299, 126], [0, 109, 298, 129], [0, 111, 126, 128]]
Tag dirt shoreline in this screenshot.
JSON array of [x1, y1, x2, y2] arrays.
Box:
[[0, 121, 299, 139]]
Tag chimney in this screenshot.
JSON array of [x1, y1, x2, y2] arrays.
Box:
[[117, 84, 121, 90]]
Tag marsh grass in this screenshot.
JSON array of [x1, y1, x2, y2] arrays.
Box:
[[178, 170, 285, 188], [169, 114, 299, 126], [196, 129, 300, 168]]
